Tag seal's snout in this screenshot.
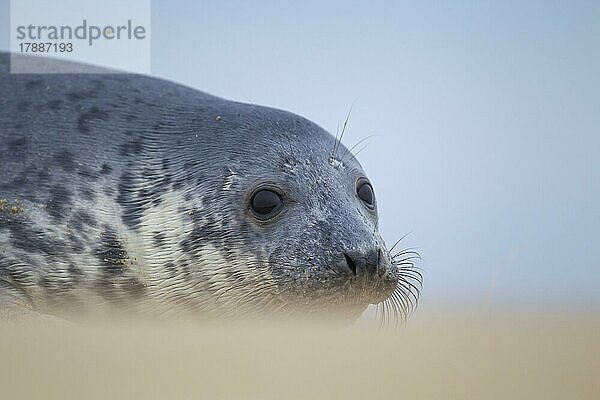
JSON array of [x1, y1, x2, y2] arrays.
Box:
[[340, 248, 380, 276], [337, 245, 397, 305]]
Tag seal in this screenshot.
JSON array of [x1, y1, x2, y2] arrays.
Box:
[[0, 53, 421, 323]]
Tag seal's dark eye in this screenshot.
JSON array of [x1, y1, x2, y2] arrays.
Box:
[[357, 179, 375, 209], [251, 189, 283, 219]]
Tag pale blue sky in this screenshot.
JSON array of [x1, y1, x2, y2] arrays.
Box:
[[1, 1, 599, 311]]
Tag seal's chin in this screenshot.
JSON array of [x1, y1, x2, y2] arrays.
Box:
[[324, 278, 398, 315], [367, 282, 398, 305], [273, 256, 401, 321], [351, 271, 399, 306], [348, 289, 393, 309]]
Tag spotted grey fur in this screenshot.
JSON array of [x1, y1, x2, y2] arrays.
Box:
[[0, 53, 421, 323]]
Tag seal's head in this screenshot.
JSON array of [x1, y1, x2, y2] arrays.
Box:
[[164, 103, 420, 323]]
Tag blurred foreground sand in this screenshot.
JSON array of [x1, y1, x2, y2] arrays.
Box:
[[1, 310, 598, 399]]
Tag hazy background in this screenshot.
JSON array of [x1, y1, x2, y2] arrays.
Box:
[[1, 1, 598, 315]]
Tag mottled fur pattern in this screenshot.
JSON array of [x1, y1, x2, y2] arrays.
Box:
[[0, 53, 408, 322]]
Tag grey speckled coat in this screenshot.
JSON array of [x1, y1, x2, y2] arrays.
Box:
[[0, 53, 417, 323]]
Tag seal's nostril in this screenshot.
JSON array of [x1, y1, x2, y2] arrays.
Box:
[[343, 252, 357, 275]]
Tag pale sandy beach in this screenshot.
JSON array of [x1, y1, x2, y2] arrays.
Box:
[[1, 310, 598, 399]]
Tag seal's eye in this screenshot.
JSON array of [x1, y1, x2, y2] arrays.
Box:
[[251, 189, 284, 219], [356, 179, 375, 209]]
